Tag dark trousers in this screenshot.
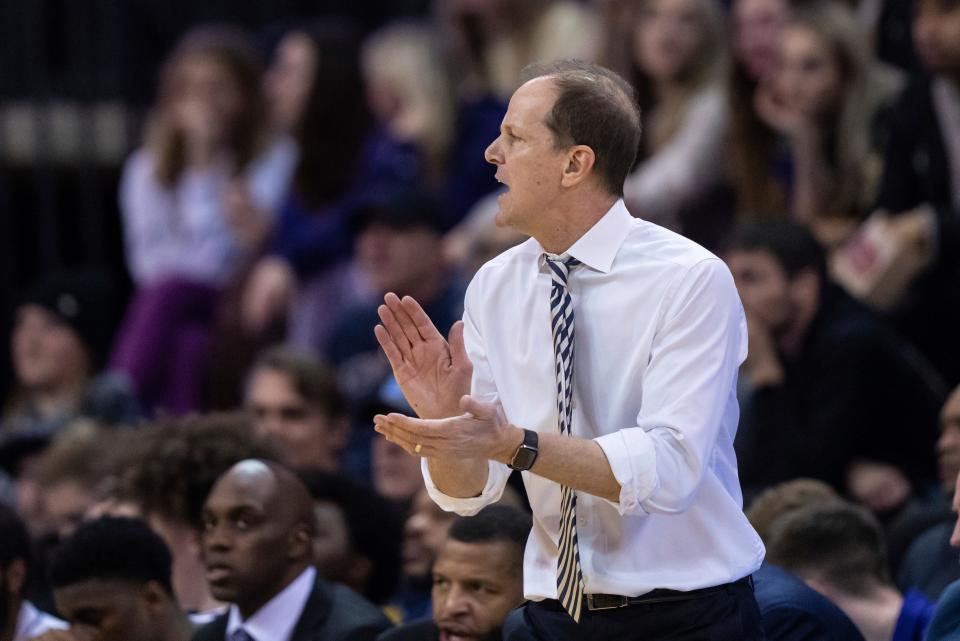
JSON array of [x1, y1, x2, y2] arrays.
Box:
[[502, 579, 765, 641]]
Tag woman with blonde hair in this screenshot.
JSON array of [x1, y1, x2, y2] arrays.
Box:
[[602, 0, 731, 241], [110, 26, 294, 414], [360, 20, 504, 227]]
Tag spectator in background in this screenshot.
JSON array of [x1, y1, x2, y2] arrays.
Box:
[[925, 471, 960, 640], [840, 0, 960, 388], [366, 377, 428, 504], [360, 20, 504, 228], [0, 504, 66, 641], [379, 505, 530, 641], [31, 517, 193, 641], [111, 26, 294, 415], [300, 472, 402, 609], [727, 0, 793, 215], [117, 413, 273, 617], [1, 271, 138, 534], [896, 383, 960, 600], [755, 1, 894, 244], [727, 221, 943, 510], [24, 422, 113, 540], [601, 0, 730, 242], [328, 190, 463, 436], [244, 347, 349, 474], [2, 271, 137, 440], [766, 500, 936, 641], [436, 0, 600, 102], [215, 22, 373, 378], [743, 479, 868, 641], [746, 478, 839, 543], [395, 488, 459, 621], [196, 460, 390, 641]]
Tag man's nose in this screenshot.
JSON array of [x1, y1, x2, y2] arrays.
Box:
[[484, 138, 502, 166], [440, 584, 472, 617]]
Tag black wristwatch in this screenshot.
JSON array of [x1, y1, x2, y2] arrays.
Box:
[[508, 429, 539, 471]]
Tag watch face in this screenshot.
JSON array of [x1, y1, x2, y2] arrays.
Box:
[[512, 446, 537, 471]]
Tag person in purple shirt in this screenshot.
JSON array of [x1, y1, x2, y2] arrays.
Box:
[[766, 500, 935, 641]]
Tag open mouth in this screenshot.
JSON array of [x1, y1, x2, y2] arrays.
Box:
[[439, 628, 476, 641], [205, 564, 234, 584]]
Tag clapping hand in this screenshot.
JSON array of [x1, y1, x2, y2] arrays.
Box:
[[374, 293, 473, 419]]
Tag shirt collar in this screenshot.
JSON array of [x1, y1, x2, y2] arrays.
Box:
[[226, 566, 316, 641], [539, 199, 632, 274]]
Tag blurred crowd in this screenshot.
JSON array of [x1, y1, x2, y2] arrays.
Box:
[[2, 0, 960, 640]]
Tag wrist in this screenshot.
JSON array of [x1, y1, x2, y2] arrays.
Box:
[[495, 424, 525, 465]]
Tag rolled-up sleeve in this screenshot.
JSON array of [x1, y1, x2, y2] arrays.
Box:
[[596, 258, 747, 515], [420, 277, 512, 515]]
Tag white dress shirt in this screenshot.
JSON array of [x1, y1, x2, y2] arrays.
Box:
[[225, 566, 315, 641], [15, 601, 67, 641], [423, 200, 765, 600]]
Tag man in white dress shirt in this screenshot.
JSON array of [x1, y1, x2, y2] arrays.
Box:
[[373, 59, 766, 640]]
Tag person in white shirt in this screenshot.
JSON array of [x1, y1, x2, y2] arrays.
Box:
[[373, 59, 765, 640], [0, 504, 66, 641]]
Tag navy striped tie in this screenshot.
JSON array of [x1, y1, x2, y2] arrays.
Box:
[[545, 253, 584, 622]]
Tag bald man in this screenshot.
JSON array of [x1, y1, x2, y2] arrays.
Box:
[[192, 460, 390, 641]]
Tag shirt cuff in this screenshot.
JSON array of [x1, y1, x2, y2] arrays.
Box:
[[421, 458, 511, 516], [594, 428, 659, 515]]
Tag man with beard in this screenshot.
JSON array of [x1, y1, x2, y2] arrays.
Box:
[[726, 221, 944, 510], [379, 505, 530, 641], [0, 504, 65, 641], [193, 459, 390, 641]]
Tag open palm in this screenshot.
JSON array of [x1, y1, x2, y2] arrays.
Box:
[[374, 293, 473, 419]]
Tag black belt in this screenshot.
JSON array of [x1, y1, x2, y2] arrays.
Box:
[[584, 576, 754, 611]]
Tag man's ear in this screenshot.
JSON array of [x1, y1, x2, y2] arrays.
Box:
[[289, 524, 314, 563], [141, 580, 170, 614], [560, 145, 596, 188]]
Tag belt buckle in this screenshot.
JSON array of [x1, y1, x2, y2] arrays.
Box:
[[585, 594, 628, 611]]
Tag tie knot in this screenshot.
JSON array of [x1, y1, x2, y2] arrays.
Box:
[[545, 254, 580, 287]]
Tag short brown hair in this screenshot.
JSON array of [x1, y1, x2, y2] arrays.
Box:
[[745, 478, 838, 543], [766, 500, 891, 597], [519, 59, 641, 197], [249, 346, 346, 418]]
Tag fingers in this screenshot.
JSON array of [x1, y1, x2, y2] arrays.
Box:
[[401, 295, 444, 341], [374, 324, 407, 370], [374, 413, 439, 457], [459, 394, 494, 418], [377, 302, 413, 359], [384, 292, 431, 344], [448, 320, 472, 369]]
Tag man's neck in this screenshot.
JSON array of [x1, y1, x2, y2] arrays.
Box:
[[535, 193, 618, 255], [833, 586, 903, 641], [777, 300, 818, 358], [238, 564, 310, 620]]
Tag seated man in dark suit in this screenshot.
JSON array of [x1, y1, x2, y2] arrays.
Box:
[[193, 460, 390, 641], [30, 516, 192, 641], [378, 505, 530, 641]]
